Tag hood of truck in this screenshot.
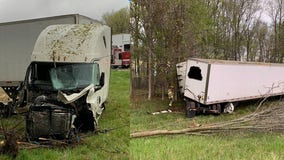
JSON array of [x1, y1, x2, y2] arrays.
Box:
[[57, 83, 104, 125], [31, 24, 111, 62]]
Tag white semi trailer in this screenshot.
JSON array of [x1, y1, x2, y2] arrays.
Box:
[[0, 14, 98, 100], [177, 58, 284, 117]]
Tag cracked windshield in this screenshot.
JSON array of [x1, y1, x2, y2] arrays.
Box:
[[50, 63, 99, 90]]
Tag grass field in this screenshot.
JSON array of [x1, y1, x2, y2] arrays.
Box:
[[0, 69, 130, 160], [130, 97, 284, 160], [131, 133, 284, 160]]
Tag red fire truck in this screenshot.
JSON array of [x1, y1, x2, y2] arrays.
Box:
[[111, 46, 130, 68], [111, 34, 131, 68]]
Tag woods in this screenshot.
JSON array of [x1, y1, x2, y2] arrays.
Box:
[[130, 0, 284, 100], [102, 7, 130, 34]]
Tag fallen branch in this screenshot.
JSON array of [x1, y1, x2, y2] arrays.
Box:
[[130, 125, 270, 138], [131, 98, 284, 138]]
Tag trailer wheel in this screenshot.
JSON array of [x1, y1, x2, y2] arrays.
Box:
[[185, 101, 196, 118], [212, 104, 222, 114], [224, 102, 234, 113], [186, 109, 196, 118], [217, 104, 222, 114], [186, 101, 195, 110]]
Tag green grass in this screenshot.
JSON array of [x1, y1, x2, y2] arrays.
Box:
[[130, 97, 284, 160], [0, 69, 130, 160], [131, 134, 284, 160], [131, 98, 257, 132]]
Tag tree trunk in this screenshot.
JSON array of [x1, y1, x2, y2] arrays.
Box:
[[148, 47, 152, 100], [130, 66, 133, 97]]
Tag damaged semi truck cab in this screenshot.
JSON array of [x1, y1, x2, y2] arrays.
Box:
[[23, 24, 111, 139]]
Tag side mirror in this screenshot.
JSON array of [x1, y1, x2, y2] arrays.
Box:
[[24, 64, 32, 89], [100, 72, 105, 87]]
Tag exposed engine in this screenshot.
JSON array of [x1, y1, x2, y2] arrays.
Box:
[[26, 95, 75, 140], [26, 95, 96, 140]]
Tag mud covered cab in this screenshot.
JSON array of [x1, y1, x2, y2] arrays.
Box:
[[23, 24, 111, 140]]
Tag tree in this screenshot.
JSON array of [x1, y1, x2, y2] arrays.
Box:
[[267, 0, 284, 62], [130, 0, 282, 101], [130, 0, 189, 100], [254, 20, 269, 62], [102, 7, 130, 34]]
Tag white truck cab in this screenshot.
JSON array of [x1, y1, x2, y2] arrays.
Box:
[[23, 24, 111, 140]]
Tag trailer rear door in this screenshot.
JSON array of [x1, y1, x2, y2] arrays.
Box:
[[184, 60, 209, 104]]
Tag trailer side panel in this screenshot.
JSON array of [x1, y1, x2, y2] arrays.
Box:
[[206, 63, 284, 104], [182, 58, 284, 105]]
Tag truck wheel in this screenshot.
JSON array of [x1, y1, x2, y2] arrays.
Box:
[[211, 104, 221, 114], [217, 104, 222, 113], [186, 101, 195, 110], [224, 102, 234, 113], [185, 101, 196, 118], [186, 109, 196, 118]]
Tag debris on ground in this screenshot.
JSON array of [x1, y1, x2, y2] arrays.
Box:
[[0, 131, 18, 158], [146, 106, 185, 115], [131, 100, 284, 138], [147, 109, 172, 115]]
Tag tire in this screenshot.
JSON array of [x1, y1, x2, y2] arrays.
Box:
[[186, 109, 196, 118], [224, 102, 234, 113]]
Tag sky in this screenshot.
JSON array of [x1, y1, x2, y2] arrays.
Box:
[[0, 0, 129, 23]]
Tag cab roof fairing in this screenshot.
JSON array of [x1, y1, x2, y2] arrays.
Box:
[[31, 24, 111, 63]]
